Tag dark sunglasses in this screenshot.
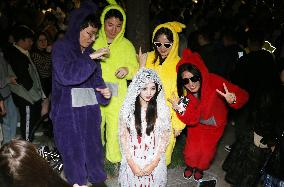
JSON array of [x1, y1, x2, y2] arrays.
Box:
[[153, 42, 173, 49], [182, 76, 200, 85]]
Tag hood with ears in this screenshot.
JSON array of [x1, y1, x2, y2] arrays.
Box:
[[150, 22, 185, 65], [176, 48, 210, 97], [94, 4, 126, 47]]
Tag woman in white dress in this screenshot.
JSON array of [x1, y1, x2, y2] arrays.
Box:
[[118, 68, 171, 186]]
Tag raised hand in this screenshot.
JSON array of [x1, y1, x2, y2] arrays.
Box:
[[137, 47, 147, 68], [216, 83, 236, 104], [167, 93, 181, 112]]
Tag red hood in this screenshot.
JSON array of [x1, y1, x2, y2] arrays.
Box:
[[176, 48, 209, 84]]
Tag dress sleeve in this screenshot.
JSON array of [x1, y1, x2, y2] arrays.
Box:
[[119, 115, 132, 160], [153, 110, 171, 160]]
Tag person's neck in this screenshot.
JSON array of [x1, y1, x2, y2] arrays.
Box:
[[107, 38, 113, 44], [139, 97, 148, 109]]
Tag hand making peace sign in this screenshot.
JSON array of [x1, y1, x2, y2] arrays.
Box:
[[216, 83, 237, 104]]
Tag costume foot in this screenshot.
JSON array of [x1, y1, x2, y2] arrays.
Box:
[[193, 168, 203, 181], [183, 166, 194, 180]]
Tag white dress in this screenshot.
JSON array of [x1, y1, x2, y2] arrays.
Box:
[[119, 108, 171, 187]]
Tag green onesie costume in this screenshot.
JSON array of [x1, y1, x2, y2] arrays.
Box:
[[93, 5, 138, 163]]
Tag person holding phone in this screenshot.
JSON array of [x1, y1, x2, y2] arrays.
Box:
[[169, 49, 249, 181]]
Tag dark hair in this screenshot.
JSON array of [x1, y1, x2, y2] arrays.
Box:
[[0, 140, 71, 187], [80, 14, 101, 31], [177, 63, 202, 97], [32, 32, 49, 51], [12, 25, 34, 42], [104, 9, 123, 22], [152, 27, 173, 65], [134, 83, 159, 136]]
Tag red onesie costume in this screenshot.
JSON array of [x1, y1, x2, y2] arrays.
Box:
[[176, 49, 249, 172]]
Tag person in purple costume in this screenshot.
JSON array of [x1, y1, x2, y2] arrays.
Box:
[[50, 0, 111, 186]]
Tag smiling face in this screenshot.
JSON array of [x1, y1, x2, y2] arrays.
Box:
[[139, 82, 157, 105], [79, 25, 98, 51], [182, 71, 201, 93], [104, 17, 122, 43], [154, 34, 172, 59]]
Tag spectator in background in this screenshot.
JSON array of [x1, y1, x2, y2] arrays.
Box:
[[0, 47, 18, 145], [31, 32, 52, 98], [223, 29, 279, 186], [196, 26, 232, 79], [4, 25, 45, 142]]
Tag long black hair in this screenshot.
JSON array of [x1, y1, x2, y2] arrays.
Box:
[[152, 27, 173, 65], [134, 83, 159, 136], [177, 63, 202, 97]]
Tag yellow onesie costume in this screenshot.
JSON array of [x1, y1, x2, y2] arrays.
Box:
[[145, 22, 186, 165], [92, 5, 138, 163]]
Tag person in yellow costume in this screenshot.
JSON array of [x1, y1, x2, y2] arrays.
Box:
[[92, 4, 138, 163], [138, 22, 186, 165]]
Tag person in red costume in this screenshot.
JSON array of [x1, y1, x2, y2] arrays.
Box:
[[168, 49, 249, 181]]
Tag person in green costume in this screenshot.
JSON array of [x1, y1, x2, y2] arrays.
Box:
[[93, 4, 138, 163]]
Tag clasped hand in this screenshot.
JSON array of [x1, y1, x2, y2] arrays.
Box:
[[129, 159, 158, 177]]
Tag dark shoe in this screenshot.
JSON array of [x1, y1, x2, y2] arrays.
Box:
[[183, 166, 194, 180], [193, 168, 203, 181]]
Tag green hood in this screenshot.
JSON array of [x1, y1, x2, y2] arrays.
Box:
[[94, 4, 126, 48]]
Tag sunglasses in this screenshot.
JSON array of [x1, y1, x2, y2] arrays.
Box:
[[153, 42, 173, 49], [182, 76, 200, 85]]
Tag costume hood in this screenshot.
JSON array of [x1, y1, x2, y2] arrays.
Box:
[[64, 0, 97, 47], [149, 22, 185, 65], [96, 4, 126, 47], [119, 68, 169, 127], [176, 48, 210, 99]]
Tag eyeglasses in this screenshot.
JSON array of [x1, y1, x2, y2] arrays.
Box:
[[86, 31, 98, 40], [182, 76, 200, 85], [153, 42, 173, 49]]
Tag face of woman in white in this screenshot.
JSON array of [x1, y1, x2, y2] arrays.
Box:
[[182, 71, 201, 93], [154, 34, 173, 59], [139, 82, 157, 104], [79, 25, 98, 51]]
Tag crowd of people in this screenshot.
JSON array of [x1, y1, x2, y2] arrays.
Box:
[[0, 0, 284, 186]]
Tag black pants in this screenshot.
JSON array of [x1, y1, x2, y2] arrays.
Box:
[[12, 93, 41, 141]]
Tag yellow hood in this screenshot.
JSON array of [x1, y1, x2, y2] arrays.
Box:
[[147, 22, 185, 68]]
